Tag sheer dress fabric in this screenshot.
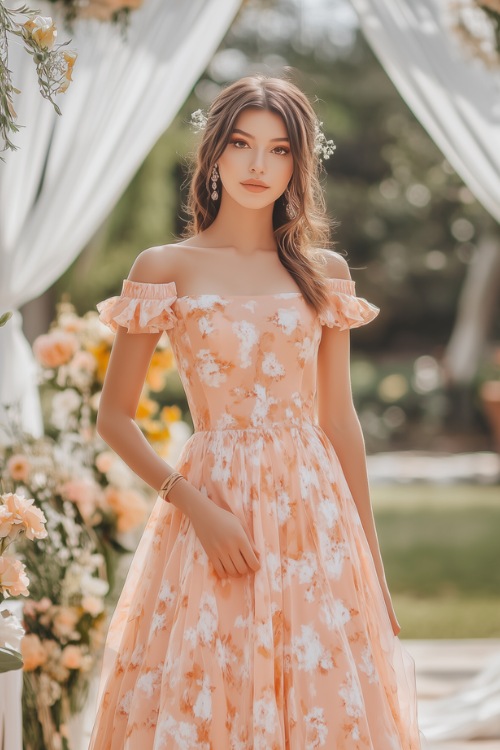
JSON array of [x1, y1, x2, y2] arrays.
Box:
[[90, 277, 425, 750]]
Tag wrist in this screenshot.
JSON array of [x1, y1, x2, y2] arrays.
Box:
[[166, 478, 203, 518]]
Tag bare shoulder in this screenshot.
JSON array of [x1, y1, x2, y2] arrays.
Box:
[[127, 244, 184, 284], [317, 248, 352, 281]]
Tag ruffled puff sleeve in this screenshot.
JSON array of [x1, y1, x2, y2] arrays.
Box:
[[96, 279, 178, 334], [318, 277, 380, 331]]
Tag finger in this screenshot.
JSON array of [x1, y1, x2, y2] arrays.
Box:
[[222, 557, 240, 578], [229, 552, 247, 576], [212, 560, 227, 579], [242, 545, 261, 571]]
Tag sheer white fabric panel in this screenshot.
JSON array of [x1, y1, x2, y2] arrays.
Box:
[[0, 0, 241, 440], [349, 0, 500, 222], [348, 1, 500, 740]]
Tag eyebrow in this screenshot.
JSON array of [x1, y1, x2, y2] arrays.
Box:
[[231, 128, 290, 143]]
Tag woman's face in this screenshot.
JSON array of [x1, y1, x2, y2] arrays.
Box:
[[216, 108, 294, 210]]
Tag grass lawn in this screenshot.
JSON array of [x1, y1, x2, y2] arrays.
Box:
[[371, 483, 500, 639]]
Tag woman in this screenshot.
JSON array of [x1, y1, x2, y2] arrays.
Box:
[[89, 74, 424, 749]]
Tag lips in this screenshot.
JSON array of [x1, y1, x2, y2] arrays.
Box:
[[241, 180, 269, 188]]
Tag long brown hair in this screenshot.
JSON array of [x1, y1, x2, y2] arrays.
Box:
[[182, 74, 339, 313]]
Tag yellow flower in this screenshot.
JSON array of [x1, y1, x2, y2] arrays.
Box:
[[57, 50, 77, 94], [150, 349, 175, 369], [91, 345, 110, 383], [135, 397, 159, 420], [161, 405, 181, 423], [141, 419, 170, 442]]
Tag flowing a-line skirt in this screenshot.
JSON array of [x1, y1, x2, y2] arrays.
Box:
[[89, 422, 424, 749]]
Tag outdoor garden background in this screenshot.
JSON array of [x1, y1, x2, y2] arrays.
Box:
[[1, 1, 499, 748]]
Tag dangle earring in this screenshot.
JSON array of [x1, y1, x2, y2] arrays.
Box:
[[210, 164, 220, 201], [285, 188, 295, 220]]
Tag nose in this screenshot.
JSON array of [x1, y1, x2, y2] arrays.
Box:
[[250, 150, 265, 175]]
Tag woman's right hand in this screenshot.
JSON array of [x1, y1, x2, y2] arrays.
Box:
[[169, 481, 261, 579]]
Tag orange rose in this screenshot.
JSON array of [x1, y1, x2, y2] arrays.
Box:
[[6, 454, 31, 482], [60, 645, 82, 670], [21, 633, 47, 671]]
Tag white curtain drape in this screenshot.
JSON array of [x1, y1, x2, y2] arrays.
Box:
[[348, 1, 500, 740], [348, 0, 500, 223], [0, 0, 242, 440]]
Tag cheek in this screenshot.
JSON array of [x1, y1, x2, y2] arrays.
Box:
[[274, 157, 294, 184]]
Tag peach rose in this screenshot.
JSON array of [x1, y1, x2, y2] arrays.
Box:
[[7, 454, 31, 482], [104, 487, 148, 533], [0, 555, 30, 597], [33, 331, 79, 368], [2, 493, 47, 541], [95, 451, 115, 474], [0, 505, 17, 540], [52, 606, 80, 639], [59, 478, 101, 522], [60, 645, 82, 670], [81, 595, 104, 617], [21, 633, 47, 671]]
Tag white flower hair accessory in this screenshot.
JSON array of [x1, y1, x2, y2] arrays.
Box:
[[313, 120, 336, 160], [189, 108, 208, 133], [189, 108, 336, 160]]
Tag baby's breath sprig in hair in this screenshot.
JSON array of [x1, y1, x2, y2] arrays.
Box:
[[188, 107, 336, 161], [313, 119, 336, 160], [189, 108, 209, 133]]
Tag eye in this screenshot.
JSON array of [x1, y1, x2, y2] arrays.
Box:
[[231, 139, 248, 149], [273, 146, 290, 155]]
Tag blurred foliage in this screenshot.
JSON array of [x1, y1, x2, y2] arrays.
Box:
[[52, 0, 500, 451]]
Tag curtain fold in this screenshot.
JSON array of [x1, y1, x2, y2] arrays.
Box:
[[348, 0, 500, 223], [0, 0, 242, 439]]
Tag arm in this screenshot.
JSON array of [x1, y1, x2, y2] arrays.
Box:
[[96, 247, 261, 580], [316, 252, 400, 635], [96, 247, 197, 517]]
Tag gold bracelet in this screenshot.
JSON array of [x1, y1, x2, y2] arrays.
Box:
[[158, 471, 185, 502]]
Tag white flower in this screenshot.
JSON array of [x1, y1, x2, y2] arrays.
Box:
[[314, 119, 337, 160], [80, 571, 109, 598], [189, 108, 208, 133], [51, 388, 81, 429]]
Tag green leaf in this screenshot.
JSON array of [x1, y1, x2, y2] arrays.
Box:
[[0, 311, 13, 327], [0, 646, 23, 673]]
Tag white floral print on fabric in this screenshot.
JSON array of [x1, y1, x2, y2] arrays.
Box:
[[89, 278, 423, 750]]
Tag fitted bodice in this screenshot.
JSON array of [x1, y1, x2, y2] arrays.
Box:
[[96, 278, 380, 433], [168, 293, 321, 432]]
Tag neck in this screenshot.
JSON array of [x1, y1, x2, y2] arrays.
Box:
[[202, 189, 278, 254]]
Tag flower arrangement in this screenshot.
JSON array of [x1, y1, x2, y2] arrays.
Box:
[[449, 0, 500, 67], [0, 424, 113, 749], [0, 490, 48, 674], [0, 294, 186, 748], [0, 5, 77, 161]]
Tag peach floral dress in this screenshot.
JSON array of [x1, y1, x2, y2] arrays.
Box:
[[89, 277, 425, 750]]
